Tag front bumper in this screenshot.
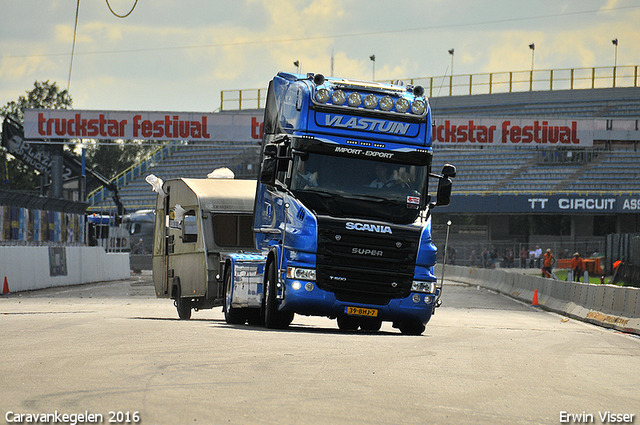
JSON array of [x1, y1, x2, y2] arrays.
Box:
[[278, 278, 438, 325]]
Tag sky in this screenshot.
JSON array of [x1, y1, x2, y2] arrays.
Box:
[[1, 0, 639, 113]]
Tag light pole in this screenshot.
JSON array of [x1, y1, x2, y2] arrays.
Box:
[[612, 38, 618, 87], [370, 55, 375, 81], [448, 48, 454, 96], [529, 43, 535, 91], [293, 60, 300, 74]]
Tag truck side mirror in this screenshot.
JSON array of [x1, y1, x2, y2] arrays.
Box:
[[435, 177, 452, 206], [442, 163, 456, 178], [260, 156, 277, 185], [433, 164, 456, 207], [263, 144, 277, 157]]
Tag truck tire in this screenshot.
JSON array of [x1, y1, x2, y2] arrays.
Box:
[[337, 316, 359, 331], [264, 261, 293, 329], [174, 283, 192, 320], [224, 269, 247, 325], [360, 318, 382, 332], [398, 321, 425, 336]]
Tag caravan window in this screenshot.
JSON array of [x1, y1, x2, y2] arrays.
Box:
[[213, 214, 254, 248], [183, 211, 198, 243]]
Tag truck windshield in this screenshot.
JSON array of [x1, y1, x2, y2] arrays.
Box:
[[290, 152, 428, 224]]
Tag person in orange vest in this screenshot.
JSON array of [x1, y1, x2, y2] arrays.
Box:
[[570, 252, 584, 282], [542, 248, 555, 278], [611, 259, 624, 284]]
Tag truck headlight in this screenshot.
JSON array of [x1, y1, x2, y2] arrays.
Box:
[[286, 267, 316, 281], [411, 281, 436, 293]]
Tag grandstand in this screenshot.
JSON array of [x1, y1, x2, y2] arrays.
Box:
[[89, 86, 640, 211], [89, 130, 261, 213]]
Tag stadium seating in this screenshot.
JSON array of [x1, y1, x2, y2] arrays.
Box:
[[90, 86, 640, 213]]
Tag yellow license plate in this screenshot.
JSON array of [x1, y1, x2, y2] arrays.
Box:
[[345, 306, 378, 317]]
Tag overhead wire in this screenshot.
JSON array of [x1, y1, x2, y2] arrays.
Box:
[[67, 0, 81, 92], [4, 4, 639, 60], [105, 0, 139, 18]]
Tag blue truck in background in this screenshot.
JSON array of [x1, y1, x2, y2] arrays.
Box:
[[151, 72, 455, 335]]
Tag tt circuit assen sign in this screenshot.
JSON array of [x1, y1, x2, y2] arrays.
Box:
[[440, 194, 640, 214], [433, 117, 595, 147], [23, 109, 265, 142]]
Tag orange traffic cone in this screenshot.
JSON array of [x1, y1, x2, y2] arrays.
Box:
[[532, 289, 539, 306], [2, 277, 9, 295]]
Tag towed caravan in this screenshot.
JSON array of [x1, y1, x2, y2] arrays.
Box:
[[151, 173, 264, 321]]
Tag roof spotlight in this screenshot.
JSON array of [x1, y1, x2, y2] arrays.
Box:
[[411, 99, 426, 115], [380, 96, 393, 111], [363, 94, 378, 109], [395, 98, 410, 113], [331, 90, 346, 105], [348, 92, 362, 107]]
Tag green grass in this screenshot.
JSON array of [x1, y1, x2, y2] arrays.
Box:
[[553, 269, 623, 285]]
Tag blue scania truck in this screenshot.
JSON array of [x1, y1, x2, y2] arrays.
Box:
[[153, 72, 455, 335], [248, 72, 455, 335]]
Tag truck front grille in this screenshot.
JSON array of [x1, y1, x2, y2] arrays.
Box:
[[316, 216, 421, 305]]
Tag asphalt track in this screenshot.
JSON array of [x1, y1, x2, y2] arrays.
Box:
[[1, 273, 638, 425]]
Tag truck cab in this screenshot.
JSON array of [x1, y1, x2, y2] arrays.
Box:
[[253, 72, 455, 334]]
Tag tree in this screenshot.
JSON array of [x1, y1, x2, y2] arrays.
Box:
[[1, 80, 72, 124], [85, 140, 148, 180], [0, 81, 73, 192]]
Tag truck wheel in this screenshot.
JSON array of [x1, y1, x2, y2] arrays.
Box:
[[264, 262, 293, 329], [174, 284, 192, 320], [246, 309, 264, 326], [398, 321, 425, 336], [337, 316, 359, 331], [223, 269, 247, 325]]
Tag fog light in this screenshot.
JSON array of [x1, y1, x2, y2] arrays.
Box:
[[424, 296, 433, 304], [305, 282, 314, 292], [292, 281, 301, 290], [412, 294, 421, 303]]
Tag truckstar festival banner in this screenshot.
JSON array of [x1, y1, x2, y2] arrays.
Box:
[[24, 109, 265, 142], [433, 117, 595, 147]]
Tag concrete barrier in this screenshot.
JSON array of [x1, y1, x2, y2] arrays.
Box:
[[0, 246, 129, 293], [436, 264, 640, 336]]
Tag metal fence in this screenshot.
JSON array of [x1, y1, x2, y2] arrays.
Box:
[[220, 65, 639, 111], [430, 236, 606, 271]]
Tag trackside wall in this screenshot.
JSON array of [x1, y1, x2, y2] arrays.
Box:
[[0, 246, 130, 293], [436, 264, 640, 336]]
